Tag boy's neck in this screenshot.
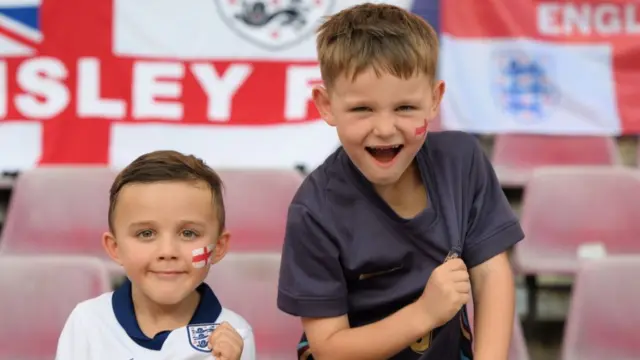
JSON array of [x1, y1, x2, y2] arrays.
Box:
[[131, 285, 201, 338], [373, 160, 427, 219]]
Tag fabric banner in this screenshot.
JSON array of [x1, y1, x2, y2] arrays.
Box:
[[440, 0, 640, 135], [0, 0, 413, 172]]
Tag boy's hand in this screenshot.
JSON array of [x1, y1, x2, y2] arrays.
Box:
[[417, 258, 471, 328], [208, 322, 244, 360]]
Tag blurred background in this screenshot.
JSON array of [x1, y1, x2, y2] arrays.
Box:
[[0, 0, 639, 359]]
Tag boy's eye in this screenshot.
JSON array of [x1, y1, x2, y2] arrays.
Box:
[[137, 230, 154, 239], [181, 229, 198, 239], [396, 105, 415, 111], [350, 106, 371, 112]]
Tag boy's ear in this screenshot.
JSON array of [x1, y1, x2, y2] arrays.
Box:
[[312, 85, 336, 126], [209, 231, 231, 265], [102, 232, 123, 266], [429, 80, 446, 119]]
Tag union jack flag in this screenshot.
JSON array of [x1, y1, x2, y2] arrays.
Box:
[[0, 0, 41, 56]]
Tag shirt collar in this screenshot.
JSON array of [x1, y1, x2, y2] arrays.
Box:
[[112, 278, 222, 351]]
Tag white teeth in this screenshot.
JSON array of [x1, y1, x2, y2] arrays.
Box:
[[368, 145, 402, 149]]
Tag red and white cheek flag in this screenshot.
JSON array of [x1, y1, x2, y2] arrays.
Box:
[[0, 0, 412, 172], [192, 244, 215, 269], [440, 0, 640, 135]]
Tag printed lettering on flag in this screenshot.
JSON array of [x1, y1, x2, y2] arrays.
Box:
[[0, 0, 414, 172], [440, 0, 640, 135]]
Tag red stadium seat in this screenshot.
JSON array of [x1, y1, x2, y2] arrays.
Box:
[[205, 252, 302, 359], [492, 134, 620, 187], [562, 256, 640, 360], [466, 300, 530, 360], [513, 167, 640, 275], [0, 255, 111, 359], [0, 167, 117, 258], [218, 170, 303, 252]]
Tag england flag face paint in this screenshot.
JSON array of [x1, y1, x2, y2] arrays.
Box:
[[415, 119, 428, 137], [192, 244, 215, 269]]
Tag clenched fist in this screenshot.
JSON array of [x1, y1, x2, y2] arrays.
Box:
[[208, 322, 244, 360], [417, 258, 471, 328]]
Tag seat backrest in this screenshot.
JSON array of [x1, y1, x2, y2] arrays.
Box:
[[205, 252, 302, 356], [0, 167, 116, 256], [466, 301, 530, 360], [0, 255, 111, 359], [562, 256, 640, 360], [492, 134, 620, 168], [219, 170, 303, 252], [520, 167, 640, 258]]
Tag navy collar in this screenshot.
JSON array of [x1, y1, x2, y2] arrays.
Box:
[[112, 278, 222, 351]]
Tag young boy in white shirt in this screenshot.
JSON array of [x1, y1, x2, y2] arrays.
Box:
[[56, 150, 256, 360]]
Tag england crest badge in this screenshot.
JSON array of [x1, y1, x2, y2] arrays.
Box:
[[214, 0, 336, 50], [491, 49, 559, 122], [187, 323, 217, 352]]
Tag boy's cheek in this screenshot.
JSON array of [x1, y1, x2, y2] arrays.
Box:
[[116, 241, 150, 265], [190, 244, 215, 269]]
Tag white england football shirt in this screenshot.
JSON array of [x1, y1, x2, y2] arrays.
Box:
[[55, 279, 255, 360]]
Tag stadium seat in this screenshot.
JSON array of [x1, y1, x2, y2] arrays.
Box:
[[0, 255, 111, 359], [218, 170, 303, 252], [466, 300, 530, 360], [561, 256, 640, 360], [0, 167, 116, 258], [513, 167, 640, 275], [0, 176, 12, 190], [491, 134, 620, 187], [205, 252, 302, 360]]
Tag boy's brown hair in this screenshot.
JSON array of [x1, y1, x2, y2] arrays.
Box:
[[107, 150, 225, 234], [316, 3, 439, 89]]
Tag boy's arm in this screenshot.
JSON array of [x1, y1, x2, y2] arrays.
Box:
[[278, 203, 467, 360], [56, 306, 89, 360], [301, 302, 434, 360], [462, 134, 524, 360], [302, 255, 469, 360], [469, 252, 515, 360]]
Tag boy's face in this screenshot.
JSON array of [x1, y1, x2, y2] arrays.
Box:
[[314, 69, 444, 186], [103, 180, 229, 307]]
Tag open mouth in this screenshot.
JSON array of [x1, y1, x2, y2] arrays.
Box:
[[365, 145, 404, 164]]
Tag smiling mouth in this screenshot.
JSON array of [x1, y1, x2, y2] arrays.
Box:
[[152, 271, 185, 276], [365, 145, 404, 163]]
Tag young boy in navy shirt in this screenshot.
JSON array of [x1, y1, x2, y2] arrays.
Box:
[[277, 3, 524, 360], [56, 151, 255, 360]]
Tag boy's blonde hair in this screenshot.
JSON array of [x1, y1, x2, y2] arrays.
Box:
[[316, 3, 439, 89]]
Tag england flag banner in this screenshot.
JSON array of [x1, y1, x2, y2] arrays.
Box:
[[440, 0, 640, 135], [0, 0, 412, 172]]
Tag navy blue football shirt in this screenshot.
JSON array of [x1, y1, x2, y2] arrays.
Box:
[[277, 131, 524, 359]]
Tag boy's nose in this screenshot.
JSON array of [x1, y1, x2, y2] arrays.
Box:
[[156, 236, 180, 260], [372, 116, 397, 138]]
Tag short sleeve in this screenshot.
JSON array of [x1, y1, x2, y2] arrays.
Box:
[[462, 138, 524, 268], [239, 327, 256, 360], [277, 203, 348, 318], [56, 305, 89, 360]]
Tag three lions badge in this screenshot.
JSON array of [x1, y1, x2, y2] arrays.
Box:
[[214, 0, 336, 50], [187, 323, 218, 352]]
